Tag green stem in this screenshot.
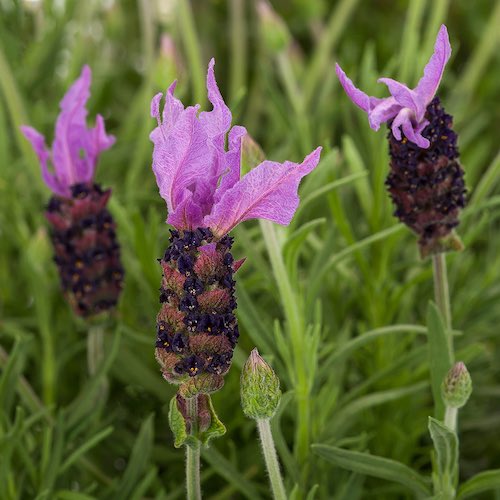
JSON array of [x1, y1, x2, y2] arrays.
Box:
[[186, 396, 201, 500], [444, 405, 457, 432], [87, 324, 109, 401], [432, 252, 453, 348], [257, 419, 287, 500], [260, 221, 310, 466]]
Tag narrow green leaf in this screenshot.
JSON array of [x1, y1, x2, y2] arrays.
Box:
[[60, 426, 114, 473], [312, 445, 431, 497], [457, 469, 500, 499], [428, 417, 458, 492], [201, 447, 262, 500], [113, 414, 155, 500], [55, 491, 97, 500], [427, 302, 454, 419]]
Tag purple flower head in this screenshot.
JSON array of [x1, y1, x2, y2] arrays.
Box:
[[150, 58, 322, 237], [335, 25, 451, 149], [21, 66, 115, 197]]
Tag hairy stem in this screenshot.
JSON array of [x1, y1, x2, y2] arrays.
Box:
[[444, 406, 458, 433], [186, 396, 201, 500], [257, 419, 287, 500]]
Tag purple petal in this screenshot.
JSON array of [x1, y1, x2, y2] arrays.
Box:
[[151, 103, 213, 217], [335, 63, 371, 112], [51, 65, 114, 189], [214, 125, 247, 203], [378, 78, 425, 120], [199, 58, 232, 152], [20, 125, 67, 196], [367, 97, 402, 131], [391, 108, 430, 149], [52, 65, 92, 187], [415, 25, 451, 105], [205, 147, 322, 236], [199, 59, 233, 183], [167, 189, 204, 230]]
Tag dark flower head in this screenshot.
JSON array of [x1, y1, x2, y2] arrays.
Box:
[[150, 59, 321, 237], [336, 25, 451, 148]]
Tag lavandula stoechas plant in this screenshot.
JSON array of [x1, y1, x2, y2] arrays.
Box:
[[150, 59, 321, 498], [336, 26, 464, 335], [336, 25, 470, 497], [21, 66, 123, 317], [336, 25, 466, 258]]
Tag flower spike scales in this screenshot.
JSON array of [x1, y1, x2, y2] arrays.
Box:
[[21, 66, 123, 317], [336, 25, 466, 257], [150, 59, 321, 452]]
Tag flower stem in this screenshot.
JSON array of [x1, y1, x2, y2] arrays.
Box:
[[186, 396, 201, 500], [444, 405, 458, 432], [260, 222, 310, 467], [432, 252, 453, 344], [257, 418, 287, 500]]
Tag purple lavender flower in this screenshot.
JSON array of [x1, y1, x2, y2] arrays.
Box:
[[150, 59, 321, 396], [21, 65, 115, 197], [21, 66, 123, 316], [336, 25, 451, 149], [336, 26, 466, 257]]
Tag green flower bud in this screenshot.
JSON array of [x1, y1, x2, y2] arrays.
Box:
[[441, 362, 472, 409], [240, 348, 281, 419], [257, 1, 291, 54]]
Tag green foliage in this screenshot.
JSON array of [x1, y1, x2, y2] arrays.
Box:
[[0, 0, 499, 498]]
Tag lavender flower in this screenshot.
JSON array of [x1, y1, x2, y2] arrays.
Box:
[[21, 66, 123, 316], [336, 26, 466, 256], [151, 59, 321, 397]]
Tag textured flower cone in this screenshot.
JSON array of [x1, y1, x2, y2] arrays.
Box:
[[386, 97, 466, 257], [155, 228, 239, 398], [45, 182, 124, 316]]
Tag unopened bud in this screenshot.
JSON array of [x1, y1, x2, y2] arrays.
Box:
[[442, 362, 472, 409], [241, 133, 266, 174], [257, 1, 290, 54], [240, 348, 281, 419]]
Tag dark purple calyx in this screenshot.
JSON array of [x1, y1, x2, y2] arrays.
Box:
[[386, 97, 466, 257], [155, 228, 239, 394], [45, 182, 124, 316]]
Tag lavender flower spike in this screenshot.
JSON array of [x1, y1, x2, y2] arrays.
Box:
[[21, 66, 123, 316], [21, 65, 115, 197], [151, 59, 321, 401], [336, 24, 451, 148]]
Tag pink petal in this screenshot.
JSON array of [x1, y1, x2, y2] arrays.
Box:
[[214, 125, 247, 203], [367, 97, 402, 130], [378, 78, 425, 120], [415, 25, 451, 105], [391, 108, 430, 149], [52, 65, 92, 187], [20, 125, 67, 196], [199, 58, 232, 152], [151, 103, 213, 217], [204, 147, 322, 236], [199, 59, 233, 183], [167, 189, 204, 230], [335, 63, 371, 112]]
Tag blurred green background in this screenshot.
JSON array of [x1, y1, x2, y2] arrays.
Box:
[[1, 0, 500, 498]]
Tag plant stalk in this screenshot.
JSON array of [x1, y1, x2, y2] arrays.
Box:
[[186, 396, 201, 500], [257, 418, 287, 500], [444, 405, 458, 433], [432, 252, 453, 344]]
